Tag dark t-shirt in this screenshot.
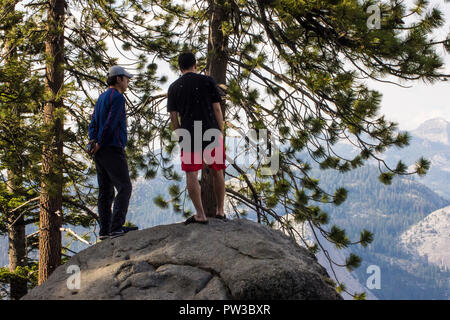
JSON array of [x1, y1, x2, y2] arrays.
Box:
[[167, 72, 222, 151]]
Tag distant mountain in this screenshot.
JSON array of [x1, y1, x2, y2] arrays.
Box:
[[126, 175, 186, 227], [400, 206, 450, 271], [411, 118, 450, 145], [378, 118, 450, 199], [311, 166, 450, 299]]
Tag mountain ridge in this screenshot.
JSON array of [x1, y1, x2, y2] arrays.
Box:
[[400, 205, 450, 271], [411, 117, 450, 145]]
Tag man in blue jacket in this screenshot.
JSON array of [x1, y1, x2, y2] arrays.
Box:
[[88, 65, 137, 240]]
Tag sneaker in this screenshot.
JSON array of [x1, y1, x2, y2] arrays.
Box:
[[109, 229, 126, 239], [99, 235, 110, 241], [122, 226, 139, 232], [109, 226, 139, 239]]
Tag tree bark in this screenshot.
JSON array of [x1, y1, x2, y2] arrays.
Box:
[[38, 0, 65, 285], [7, 170, 28, 300], [201, 0, 230, 217]]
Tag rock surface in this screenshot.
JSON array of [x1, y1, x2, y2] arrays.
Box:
[[22, 218, 342, 300]]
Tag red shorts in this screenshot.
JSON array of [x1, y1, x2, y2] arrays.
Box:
[[180, 136, 227, 172]]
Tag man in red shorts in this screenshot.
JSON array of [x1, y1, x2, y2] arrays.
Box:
[[167, 52, 227, 224]]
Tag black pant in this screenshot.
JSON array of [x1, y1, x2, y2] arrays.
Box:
[[94, 146, 132, 236]]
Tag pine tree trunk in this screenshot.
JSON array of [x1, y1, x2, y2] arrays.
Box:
[[3, 0, 28, 299], [201, 0, 229, 217], [7, 217, 27, 299], [7, 170, 28, 300], [38, 0, 65, 285]]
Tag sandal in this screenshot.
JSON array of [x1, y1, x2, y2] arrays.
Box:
[[184, 216, 209, 225], [215, 214, 227, 221]]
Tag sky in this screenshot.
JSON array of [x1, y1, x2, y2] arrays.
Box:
[[373, 77, 450, 130], [367, 0, 450, 130], [178, 1, 448, 131]]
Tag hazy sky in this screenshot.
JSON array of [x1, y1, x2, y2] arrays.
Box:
[[371, 0, 450, 130], [373, 76, 450, 130]]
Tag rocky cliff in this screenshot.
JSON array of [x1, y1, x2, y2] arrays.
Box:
[[400, 205, 450, 270], [22, 218, 341, 300]]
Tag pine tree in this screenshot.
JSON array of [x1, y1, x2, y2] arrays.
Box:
[[1, 0, 101, 292], [149, 0, 449, 298], [198, 1, 231, 219], [1, 0, 27, 299], [0, 0, 45, 298], [36, 0, 65, 285]]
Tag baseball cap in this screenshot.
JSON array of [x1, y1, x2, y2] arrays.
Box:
[[107, 65, 133, 79]]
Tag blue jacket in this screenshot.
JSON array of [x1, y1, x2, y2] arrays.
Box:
[[88, 88, 127, 148]]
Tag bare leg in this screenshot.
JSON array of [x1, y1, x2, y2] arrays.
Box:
[[186, 170, 207, 221], [211, 169, 225, 217]]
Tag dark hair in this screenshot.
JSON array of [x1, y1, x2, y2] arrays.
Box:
[[107, 75, 124, 86], [178, 52, 196, 71]]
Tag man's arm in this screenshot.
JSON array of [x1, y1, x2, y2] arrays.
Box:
[[88, 100, 98, 141], [169, 111, 180, 131], [97, 94, 125, 147], [212, 102, 223, 134], [167, 84, 180, 132], [88, 101, 101, 155], [207, 76, 223, 134]]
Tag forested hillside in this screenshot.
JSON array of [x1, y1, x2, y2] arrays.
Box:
[[311, 166, 450, 299]]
